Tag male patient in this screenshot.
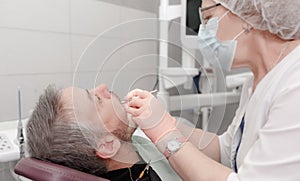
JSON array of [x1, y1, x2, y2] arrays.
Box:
[[26, 84, 161, 181]]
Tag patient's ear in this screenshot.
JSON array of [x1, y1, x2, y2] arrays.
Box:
[[96, 134, 121, 159]]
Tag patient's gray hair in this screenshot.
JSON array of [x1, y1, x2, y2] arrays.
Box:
[[26, 85, 107, 176]]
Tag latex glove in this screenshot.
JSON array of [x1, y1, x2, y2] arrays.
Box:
[[125, 89, 177, 144]]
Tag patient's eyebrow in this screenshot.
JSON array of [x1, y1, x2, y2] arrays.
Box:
[[85, 89, 92, 101]]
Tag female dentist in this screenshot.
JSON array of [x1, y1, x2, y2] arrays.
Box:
[[125, 0, 300, 180]]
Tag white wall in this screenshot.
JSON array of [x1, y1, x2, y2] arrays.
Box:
[[0, 0, 158, 121]]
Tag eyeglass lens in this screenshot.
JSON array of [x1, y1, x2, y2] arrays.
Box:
[[199, 3, 221, 24]]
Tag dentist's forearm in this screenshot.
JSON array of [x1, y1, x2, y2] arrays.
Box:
[[168, 142, 232, 181], [177, 122, 221, 162], [156, 129, 229, 181]]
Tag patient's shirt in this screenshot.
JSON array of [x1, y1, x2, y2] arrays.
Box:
[[101, 161, 161, 181]]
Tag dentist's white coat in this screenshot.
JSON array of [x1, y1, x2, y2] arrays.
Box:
[[219, 45, 300, 181]]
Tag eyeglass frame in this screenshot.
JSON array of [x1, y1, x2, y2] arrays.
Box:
[[199, 3, 221, 25]]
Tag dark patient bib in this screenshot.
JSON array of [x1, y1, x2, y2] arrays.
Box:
[[102, 162, 161, 181]]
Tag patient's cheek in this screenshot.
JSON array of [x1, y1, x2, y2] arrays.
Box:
[[111, 99, 126, 119], [127, 113, 137, 128]]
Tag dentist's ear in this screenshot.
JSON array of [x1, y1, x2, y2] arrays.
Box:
[[96, 134, 121, 159]]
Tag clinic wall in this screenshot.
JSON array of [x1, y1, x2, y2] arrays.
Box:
[[0, 0, 158, 121]]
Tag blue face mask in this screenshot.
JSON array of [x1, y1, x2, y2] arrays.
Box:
[[198, 12, 245, 71]]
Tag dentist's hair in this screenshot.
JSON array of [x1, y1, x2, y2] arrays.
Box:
[[26, 85, 107, 176], [216, 0, 300, 40]]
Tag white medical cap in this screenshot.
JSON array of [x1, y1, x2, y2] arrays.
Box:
[[215, 0, 300, 40]]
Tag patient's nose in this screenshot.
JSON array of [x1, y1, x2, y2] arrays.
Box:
[[91, 84, 111, 99]]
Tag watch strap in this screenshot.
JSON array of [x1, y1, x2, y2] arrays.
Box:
[[164, 137, 187, 159]]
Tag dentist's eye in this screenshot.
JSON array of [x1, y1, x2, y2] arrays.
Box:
[[204, 15, 212, 23]]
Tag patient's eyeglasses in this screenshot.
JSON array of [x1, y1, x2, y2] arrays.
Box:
[[199, 3, 221, 25]]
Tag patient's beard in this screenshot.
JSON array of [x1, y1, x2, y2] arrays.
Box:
[[112, 126, 136, 142]]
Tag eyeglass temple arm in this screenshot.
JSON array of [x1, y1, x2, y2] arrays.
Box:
[[200, 3, 221, 12]]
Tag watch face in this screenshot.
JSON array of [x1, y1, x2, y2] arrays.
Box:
[[168, 140, 180, 152]]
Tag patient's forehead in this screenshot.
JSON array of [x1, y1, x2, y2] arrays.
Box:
[[61, 87, 82, 103], [60, 87, 103, 127], [60, 87, 90, 113]]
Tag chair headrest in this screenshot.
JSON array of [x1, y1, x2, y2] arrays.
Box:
[[14, 157, 108, 181]]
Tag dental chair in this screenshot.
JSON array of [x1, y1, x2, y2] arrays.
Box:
[[14, 157, 108, 181]]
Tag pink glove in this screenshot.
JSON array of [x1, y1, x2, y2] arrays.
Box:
[[125, 89, 177, 144]]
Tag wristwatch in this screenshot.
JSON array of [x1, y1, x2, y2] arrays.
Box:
[[164, 137, 186, 159]]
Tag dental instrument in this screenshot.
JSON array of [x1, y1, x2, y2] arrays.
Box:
[[137, 160, 151, 180], [17, 87, 25, 158], [121, 90, 158, 104]]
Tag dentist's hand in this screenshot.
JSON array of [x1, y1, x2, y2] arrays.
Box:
[[125, 89, 177, 143]]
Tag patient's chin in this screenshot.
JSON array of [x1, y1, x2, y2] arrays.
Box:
[[112, 126, 136, 143]]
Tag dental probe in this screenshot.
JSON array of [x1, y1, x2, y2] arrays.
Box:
[[121, 90, 158, 104]]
